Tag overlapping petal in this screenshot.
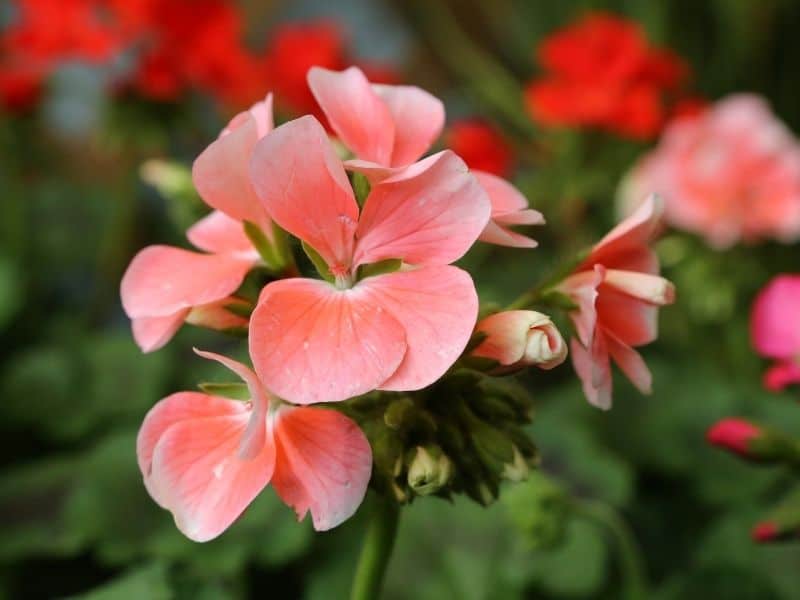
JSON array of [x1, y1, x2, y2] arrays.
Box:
[[131, 312, 188, 353], [474, 170, 544, 248], [186, 210, 258, 258]]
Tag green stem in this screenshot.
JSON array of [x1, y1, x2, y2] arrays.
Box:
[[350, 497, 400, 600], [572, 499, 648, 600]]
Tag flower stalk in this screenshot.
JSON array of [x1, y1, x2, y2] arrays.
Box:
[[350, 497, 400, 600]]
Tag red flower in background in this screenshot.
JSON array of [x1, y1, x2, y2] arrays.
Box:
[[525, 12, 690, 139], [447, 119, 513, 177]]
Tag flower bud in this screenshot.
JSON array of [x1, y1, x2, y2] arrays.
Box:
[[471, 310, 567, 374], [407, 445, 453, 496], [707, 418, 800, 464], [502, 446, 530, 482]]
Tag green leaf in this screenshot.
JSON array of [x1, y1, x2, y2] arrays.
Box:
[[302, 241, 334, 283], [198, 382, 250, 400], [74, 563, 172, 600], [356, 258, 402, 281]]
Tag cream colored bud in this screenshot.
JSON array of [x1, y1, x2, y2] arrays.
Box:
[[407, 446, 453, 496]]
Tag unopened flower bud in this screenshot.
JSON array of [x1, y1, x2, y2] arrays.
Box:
[[407, 445, 453, 496], [707, 418, 800, 464], [186, 298, 250, 333], [502, 446, 530, 482], [471, 310, 567, 374]]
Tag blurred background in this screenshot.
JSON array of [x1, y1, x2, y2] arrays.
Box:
[[2, 0, 800, 598]]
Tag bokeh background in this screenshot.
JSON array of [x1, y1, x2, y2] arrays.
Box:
[[3, 0, 800, 598]]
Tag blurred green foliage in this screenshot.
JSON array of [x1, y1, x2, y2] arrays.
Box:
[[3, 0, 800, 598]]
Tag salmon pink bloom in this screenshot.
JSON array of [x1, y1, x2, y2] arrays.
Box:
[[247, 116, 490, 404], [751, 275, 800, 391], [308, 66, 543, 248], [138, 349, 372, 541], [621, 95, 800, 248], [556, 195, 675, 408], [121, 96, 275, 351]]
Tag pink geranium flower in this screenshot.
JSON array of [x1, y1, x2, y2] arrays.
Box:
[[138, 349, 371, 541], [557, 195, 675, 408], [247, 115, 490, 404], [308, 66, 543, 248], [120, 96, 274, 351], [751, 274, 800, 391], [621, 94, 800, 248]]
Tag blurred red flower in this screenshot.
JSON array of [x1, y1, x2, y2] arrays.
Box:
[[525, 12, 689, 139], [447, 119, 513, 177]]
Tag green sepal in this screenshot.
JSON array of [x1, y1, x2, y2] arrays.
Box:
[[224, 301, 253, 319], [244, 221, 284, 271], [538, 290, 579, 312], [198, 382, 250, 400], [357, 258, 402, 281], [350, 171, 371, 207], [301, 241, 334, 283]]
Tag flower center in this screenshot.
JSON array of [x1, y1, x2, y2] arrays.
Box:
[[330, 263, 354, 289]]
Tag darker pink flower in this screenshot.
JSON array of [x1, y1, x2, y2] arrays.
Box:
[[751, 274, 800, 391], [308, 66, 543, 248], [622, 95, 800, 248], [706, 418, 762, 456], [247, 115, 490, 404], [557, 195, 675, 408], [138, 349, 371, 541], [120, 96, 274, 351]]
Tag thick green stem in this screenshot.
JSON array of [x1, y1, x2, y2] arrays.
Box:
[[349, 497, 400, 600], [572, 499, 648, 600]]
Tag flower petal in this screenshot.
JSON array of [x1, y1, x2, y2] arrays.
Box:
[[272, 406, 372, 531], [559, 265, 605, 347], [307, 66, 395, 165], [751, 275, 800, 359], [603, 269, 675, 305], [120, 246, 253, 318], [149, 412, 275, 542], [249, 278, 407, 404], [353, 151, 491, 267], [137, 392, 248, 507], [249, 116, 359, 270], [764, 360, 800, 391], [359, 266, 479, 391], [605, 331, 653, 394], [596, 283, 658, 346], [186, 210, 258, 259], [192, 104, 272, 230], [570, 336, 612, 410], [479, 220, 539, 249], [372, 83, 444, 166], [132, 311, 188, 353]]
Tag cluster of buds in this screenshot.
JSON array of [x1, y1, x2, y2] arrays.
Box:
[[707, 418, 800, 542]]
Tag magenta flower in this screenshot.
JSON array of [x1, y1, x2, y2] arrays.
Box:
[[751, 274, 800, 390], [246, 115, 491, 404], [138, 349, 372, 541]]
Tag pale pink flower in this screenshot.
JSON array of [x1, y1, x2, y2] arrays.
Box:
[[121, 96, 275, 351], [137, 349, 371, 541], [621, 94, 800, 248], [472, 310, 567, 373], [557, 194, 675, 408], [750, 274, 800, 391], [247, 116, 491, 404], [308, 66, 542, 248]]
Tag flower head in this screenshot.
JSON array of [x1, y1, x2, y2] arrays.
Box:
[[247, 115, 491, 404], [137, 349, 372, 541], [557, 194, 675, 408], [446, 119, 513, 177], [621, 95, 800, 247], [751, 274, 800, 390]]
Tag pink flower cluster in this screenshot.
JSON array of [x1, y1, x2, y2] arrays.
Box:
[[120, 67, 546, 540], [622, 95, 800, 248], [751, 274, 800, 391]]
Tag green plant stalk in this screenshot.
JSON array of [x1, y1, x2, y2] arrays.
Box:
[[572, 499, 648, 600], [350, 497, 400, 600]]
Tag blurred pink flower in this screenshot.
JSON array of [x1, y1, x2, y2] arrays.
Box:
[[121, 96, 274, 351], [751, 274, 800, 391], [308, 66, 543, 248], [706, 417, 762, 456], [247, 115, 490, 404], [557, 195, 675, 408], [138, 349, 371, 541], [622, 95, 800, 248]]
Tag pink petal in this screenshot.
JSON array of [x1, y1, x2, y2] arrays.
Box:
[[372, 83, 445, 166], [131, 311, 188, 353], [751, 275, 800, 359], [307, 66, 395, 165], [343, 159, 402, 183], [478, 220, 539, 249], [192, 105, 272, 231], [249, 116, 359, 271], [249, 278, 407, 404], [137, 391, 248, 507], [359, 266, 479, 391], [605, 331, 653, 394], [272, 406, 372, 531], [149, 413, 275, 542], [586, 194, 663, 273], [764, 360, 800, 391], [120, 246, 253, 318], [353, 151, 491, 267], [185, 299, 249, 332], [603, 269, 675, 305], [473, 171, 528, 214], [570, 336, 612, 410], [559, 265, 605, 347], [186, 211, 258, 259], [596, 283, 658, 347]]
